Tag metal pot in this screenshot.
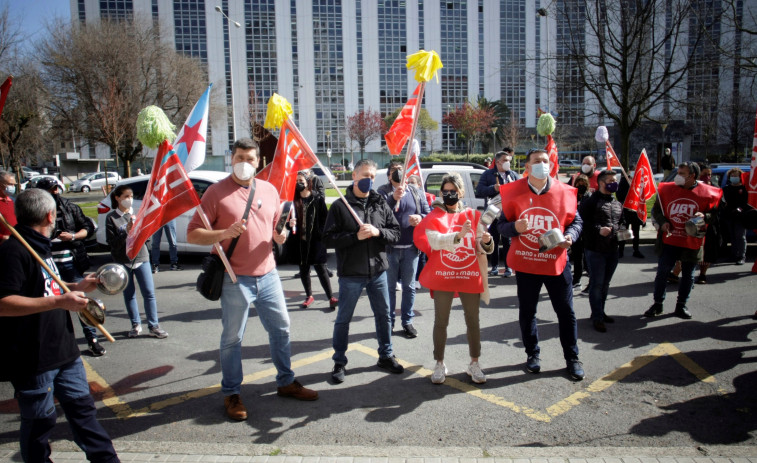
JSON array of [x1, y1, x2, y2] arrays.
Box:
[[95, 263, 129, 295], [685, 216, 706, 238], [479, 204, 501, 228], [617, 228, 634, 241], [538, 228, 566, 253], [79, 298, 106, 327]]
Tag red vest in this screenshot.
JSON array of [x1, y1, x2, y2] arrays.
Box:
[[413, 207, 484, 294], [499, 179, 577, 276], [570, 170, 600, 192], [657, 182, 722, 250]]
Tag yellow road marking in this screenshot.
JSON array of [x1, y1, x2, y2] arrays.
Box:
[[84, 341, 720, 423]]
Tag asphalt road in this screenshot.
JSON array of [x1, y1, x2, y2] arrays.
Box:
[[0, 239, 755, 454]]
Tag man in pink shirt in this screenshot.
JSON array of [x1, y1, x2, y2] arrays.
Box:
[[0, 171, 17, 241], [187, 138, 318, 422]]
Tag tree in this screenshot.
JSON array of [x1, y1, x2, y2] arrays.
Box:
[[39, 19, 207, 177], [442, 101, 496, 159], [384, 107, 439, 153], [346, 109, 386, 160], [558, 0, 716, 168], [476, 97, 510, 152]]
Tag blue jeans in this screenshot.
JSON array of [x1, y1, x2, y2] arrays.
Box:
[[11, 358, 119, 463], [514, 264, 579, 362], [386, 246, 419, 327], [220, 269, 294, 394], [151, 220, 178, 265], [332, 273, 394, 365], [653, 244, 696, 305], [585, 249, 619, 322], [56, 259, 97, 342], [122, 263, 159, 329], [730, 221, 747, 261]]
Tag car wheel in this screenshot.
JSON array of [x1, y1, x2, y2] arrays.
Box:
[[82, 186, 90, 193]]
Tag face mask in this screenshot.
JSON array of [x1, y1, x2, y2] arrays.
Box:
[[233, 162, 256, 181], [391, 168, 403, 183], [699, 175, 711, 184], [120, 197, 133, 209], [577, 185, 588, 195], [5, 186, 15, 195], [442, 192, 459, 206], [674, 174, 686, 186], [501, 161, 511, 171], [356, 177, 373, 194], [581, 164, 593, 174], [530, 162, 550, 179], [730, 176, 741, 184], [605, 182, 619, 193], [295, 183, 306, 193]]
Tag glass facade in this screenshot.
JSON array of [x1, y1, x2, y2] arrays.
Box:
[[245, 1, 278, 129], [440, 1, 469, 150], [312, 0, 345, 152], [99, 0, 133, 20], [554, 0, 585, 126], [378, 1, 409, 118], [173, 0, 207, 61], [687, 0, 722, 145], [500, 0, 528, 123]]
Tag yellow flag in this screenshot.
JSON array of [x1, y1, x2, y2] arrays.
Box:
[[263, 93, 293, 130], [406, 50, 443, 83]]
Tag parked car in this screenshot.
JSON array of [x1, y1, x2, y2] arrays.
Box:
[[330, 164, 347, 172], [96, 170, 229, 253], [559, 159, 581, 168], [16, 166, 40, 179], [20, 175, 67, 193], [374, 162, 487, 210], [710, 164, 751, 188], [70, 172, 122, 192], [311, 166, 333, 185]]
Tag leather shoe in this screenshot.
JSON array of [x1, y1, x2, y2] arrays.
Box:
[[567, 360, 585, 381], [644, 303, 663, 317], [525, 354, 541, 373], [593, 320, 607, 333], [603, 315, 615, 323], [224, 394, 247, 421], [277, 380, 318, 401], [674, 304, 692, 319], [403, 324, 418, 338]]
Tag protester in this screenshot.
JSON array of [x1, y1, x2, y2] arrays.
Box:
[[377, 160, 430, 337], [497, 148, 585, 381], [694, 165, 722, 284], [34, 177, 104, 356], [569, 155, 601, 192], [475, 148, 520, 277], [187, 138, 318, 421], [580, 170, 623, 332], [722, 167, 748, 265], [0, 188, 120, 463], [661, 148, 675, 179], [414, 172, 494, 384], [290, 169, 337, 309], [0, 170, 17, 242], [616, 172, 645, 259], [106, 185, 169, 339], [322, 159, 403, 383], [645, 162, 722, 319], [151, 219, 183, 273], [572, 174, 591, 289]]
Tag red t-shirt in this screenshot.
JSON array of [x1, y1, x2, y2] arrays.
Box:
[[0, 195, 17, 239]]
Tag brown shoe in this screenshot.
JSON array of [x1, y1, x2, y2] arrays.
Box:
[[224, 394, 247, 421], [277, 380, 319, 401]]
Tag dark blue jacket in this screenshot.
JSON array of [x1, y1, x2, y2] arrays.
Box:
[[376, 183, 431, 247], [475, 167, 521, 202]]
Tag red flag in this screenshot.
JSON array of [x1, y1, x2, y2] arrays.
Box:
[[746, 107, 757, 209], [605, 141, 622, 169], [622, 149, 656, 223], [546, 134, 559, 178], [0, 76, 12, 118], [385, 83, 422, 155], [125, 140, 201, 259], [256, 118, 319, 201], [402, 140, 424, 191]]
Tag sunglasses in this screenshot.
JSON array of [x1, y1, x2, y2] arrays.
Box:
[[440, 189, 458, 194]]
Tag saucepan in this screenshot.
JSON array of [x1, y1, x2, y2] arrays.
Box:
[[685, 216, 706, 238], [95, 263, 129, 295], [617, 228, 634, 241], [539, 228, 567, 253]]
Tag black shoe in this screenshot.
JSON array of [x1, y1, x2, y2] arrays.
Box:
[[667, 273, 679, 283], [327, 269, 334, 277], [603, 315, 615, 323], [331, 364, 346, 383], [593, 320, 607, 333], [633, 251, 645, 259], [644, 303, 663, 317], [377, 356, 404, 374], [618, 250, 624, 258], [88, 339, 105, 357], [151, 264, 159, 274], [674, 304, 692, 319], [696, 275, 707, 284], [525, 355, 541, 373], [567, 360, 585, 381], [170, 263, 183, 271], [402, 324, 418, 338], [293, 272, 301, 278]]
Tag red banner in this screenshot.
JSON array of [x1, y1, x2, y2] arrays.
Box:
[[0, 76, 12, 118], [402, 140, 424, 190], [126, 140, 201, 259], [622, 149, 656, 223], [385, 83, 422, 155], [256, 119, 319, 202], [605, 141, 622, 169], [747, 107, 757, 209], [546, 134, 559, 178]]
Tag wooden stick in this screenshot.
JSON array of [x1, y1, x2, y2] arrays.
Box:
[[194, 205, 238, 284], [0, 212, 116, 343], [396, 81, 428, 212]]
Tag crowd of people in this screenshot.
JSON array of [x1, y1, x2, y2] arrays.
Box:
[[0, 140, 754, 461]]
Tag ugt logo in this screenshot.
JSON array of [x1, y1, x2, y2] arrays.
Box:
[[518, 207, 560, 251], [440, 223, 477, 270], [667, 198, 698, 226]]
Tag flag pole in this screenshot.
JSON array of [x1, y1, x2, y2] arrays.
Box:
[[396, 82, 427, 211]]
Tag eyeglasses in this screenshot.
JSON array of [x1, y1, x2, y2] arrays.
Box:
[[440, 189, 457, 194]]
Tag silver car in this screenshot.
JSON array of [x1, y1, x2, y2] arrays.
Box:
[[70, 172, 121, 192]]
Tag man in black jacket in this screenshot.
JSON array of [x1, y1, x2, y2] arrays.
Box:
[[323, 159, 403, 383], [35, 177, 103, 356], [474, 148, 520, 277], [579, 170, 623, 332]]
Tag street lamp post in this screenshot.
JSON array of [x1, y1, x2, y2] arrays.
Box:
[[537, 7, 551, 115], [491, 127, 498, 153], [215, 5, 241, 142], [326, 131, 332, 164]]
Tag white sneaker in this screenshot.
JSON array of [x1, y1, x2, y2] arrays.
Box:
[[466, 361, 487, 384], [431, 361, 447, 384], [128, 323, 142, 338], [414, 281, 421, 290], [395, 282, 402, 291]]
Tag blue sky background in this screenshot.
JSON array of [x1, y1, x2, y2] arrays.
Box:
[[3, 0, 70, 47]]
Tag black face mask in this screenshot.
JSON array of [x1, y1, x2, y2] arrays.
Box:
[[442, 192, 459, 206], [295, 183, 306, 193], [577, 185, 588, 195], [391, 168, 403, 183]]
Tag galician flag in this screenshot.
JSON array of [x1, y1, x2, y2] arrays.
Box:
[[174, 84, 212, 173]]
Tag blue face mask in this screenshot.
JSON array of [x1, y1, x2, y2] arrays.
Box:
[[356, 177, 373, 194], [730, 176, 741, 184], [530, 162, 550, 179]]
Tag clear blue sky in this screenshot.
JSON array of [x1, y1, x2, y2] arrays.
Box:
[[3, 0, 70, 46]]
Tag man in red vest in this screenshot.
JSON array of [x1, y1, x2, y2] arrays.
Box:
[[645, 162, 722, 319], [497, 149, 585, 381], [569, 155, 601, 192]]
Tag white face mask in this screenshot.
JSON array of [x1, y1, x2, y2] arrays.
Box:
[[581, 164, 593, 174], [5, 186, 15, 195], [120, 197, 133, 209], [674, 174, 686, 186], [233, 162, 256, 181], [530, 162, 550, 179], [501, 161, 511, 171]]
